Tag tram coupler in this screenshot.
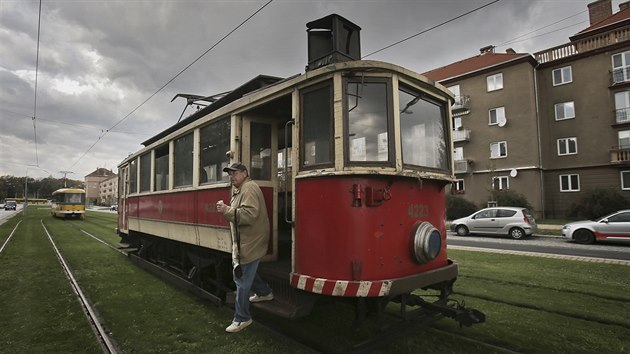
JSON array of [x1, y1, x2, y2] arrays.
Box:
[[399, 294, 485, 327]]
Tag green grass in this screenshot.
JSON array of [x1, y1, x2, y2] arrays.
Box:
[[1, 207, 629, 353]]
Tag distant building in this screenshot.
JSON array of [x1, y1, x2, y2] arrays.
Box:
[[99, 174, 118, 206], [423, 0, 630, 218], [85, 168, 116, 205]]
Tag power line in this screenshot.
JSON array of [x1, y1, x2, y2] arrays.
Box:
[[362, 0, 502, 59], [66, 0, 274, 171], [498, 21, 587, 47], [1, 108, 151, 136], [495, 10, 587, 48]]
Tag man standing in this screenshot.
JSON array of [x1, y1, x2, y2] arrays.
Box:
[[216, 162, 274, 333]]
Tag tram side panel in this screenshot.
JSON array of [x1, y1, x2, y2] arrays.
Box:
[[122, 188, 275, 257]]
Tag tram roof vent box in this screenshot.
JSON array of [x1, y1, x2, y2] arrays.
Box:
[[306, 14, 361, 71]]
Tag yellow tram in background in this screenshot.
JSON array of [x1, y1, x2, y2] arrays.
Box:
[[51, 188, 86, 220]]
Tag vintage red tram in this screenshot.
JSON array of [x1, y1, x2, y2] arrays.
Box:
[[117, 14, 483, 326]]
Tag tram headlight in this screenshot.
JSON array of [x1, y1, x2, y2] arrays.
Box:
[[412, 221, 442, 263]]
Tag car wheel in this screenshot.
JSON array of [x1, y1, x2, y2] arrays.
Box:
[[573, 229, 595, 244], [509, 227, 525, 240], [455, 225, 469, 236]]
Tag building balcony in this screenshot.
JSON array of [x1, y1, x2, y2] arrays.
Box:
[[454, 159, 472, 174], [452, 95, 470, 111], [610, 146, 630, 164], [453, 129, 471, 142], [534, 28, 630, 64], [612, 67, 630, 85], [616, 107, 630, 124]]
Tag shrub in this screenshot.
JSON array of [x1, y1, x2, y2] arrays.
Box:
[[492, 190, 532, 210], [446, 195, 477, 220], [568, 188, 630, 219]]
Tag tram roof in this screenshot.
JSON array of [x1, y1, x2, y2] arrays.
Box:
[[52, 188, 86, 194], [142, 74, 285, 146]]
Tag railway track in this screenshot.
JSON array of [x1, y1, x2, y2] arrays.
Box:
[[3, 212, 626, 353], [40, 219, 120, 354]]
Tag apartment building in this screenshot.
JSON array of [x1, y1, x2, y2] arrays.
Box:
[[99, 174, 118, 206], [424, 0, 630, 218], [84, 167, 116, 206]]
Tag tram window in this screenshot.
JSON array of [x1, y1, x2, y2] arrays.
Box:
[[250, 122, 272, 180], [129, 158, 138, 194], [140, 153, 151, 192], [346, 79, 392, 163], [301, 82, 333, 168], [199, 118, 230, 184], [399, 86, 449, 170], [154, 144, 169, 191], [174, 133, 194, 187]]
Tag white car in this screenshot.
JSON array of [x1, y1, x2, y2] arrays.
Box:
[[450, 207, 537, 239], [562, 210, 630, 244]]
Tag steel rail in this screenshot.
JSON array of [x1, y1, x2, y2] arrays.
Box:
[[0, 220, 22, 254], [40, 219, 119, 354]]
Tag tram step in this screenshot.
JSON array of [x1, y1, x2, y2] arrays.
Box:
[[252, 260, 317, 319]]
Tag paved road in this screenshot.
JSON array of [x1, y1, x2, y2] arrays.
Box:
[[447, 232, 630, 262], [0, 206, 23, 226]]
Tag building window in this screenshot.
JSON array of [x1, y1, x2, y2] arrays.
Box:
[[615, 91, 630, 123], [174, 133, 194, 187], [453, 147, 464, 161], [487, 73, 503, 92], [557, 137, 577, 155], [492, 176, 509, 190], [490, 141, 507, 158], [199, 118, 230, 184], [453, 179, 465, 194], [560, 174, 579, 192], [489, 107, 505, 125], [621, 171, 630, 190], [301, 81, 333, 168], [619, 130, 630, 148], [552, 66, 572, 86], [399, 84, 449, 170], [612, 50, 630, 83], [555, 101, 575, 120], [453, 116, 462, 130]]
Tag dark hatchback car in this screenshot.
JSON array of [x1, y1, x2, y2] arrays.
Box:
[[4, 201, 17, 210], [450, 207, 537, 239]]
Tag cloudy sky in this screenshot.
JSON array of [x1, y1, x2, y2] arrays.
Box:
[[0, 0, 624, 180]]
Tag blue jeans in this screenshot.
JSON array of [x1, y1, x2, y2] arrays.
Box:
[[233, 259, 272, 322]]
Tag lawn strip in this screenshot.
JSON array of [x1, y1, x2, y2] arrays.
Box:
[[0, 207, 101, 353]]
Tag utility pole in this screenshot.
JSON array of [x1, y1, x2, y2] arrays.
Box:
[[23, 169, 28, 216], [59, 171, 73, 188]]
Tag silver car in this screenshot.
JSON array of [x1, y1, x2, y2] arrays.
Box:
[[562, 210, 630, 244], [450, 207, 537, 239]]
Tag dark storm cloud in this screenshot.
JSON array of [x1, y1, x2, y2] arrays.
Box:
[[0, 0, 620, 178]]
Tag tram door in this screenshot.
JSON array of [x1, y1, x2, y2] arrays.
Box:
[[118, 165, 129, 233], [240, 117, 281, 261]]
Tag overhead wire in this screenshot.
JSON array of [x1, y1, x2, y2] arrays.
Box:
[[362, 0, 502, 59], [495, 10, 588, 48], [65, 0, 274, 171], [1, 108, 151, 136]]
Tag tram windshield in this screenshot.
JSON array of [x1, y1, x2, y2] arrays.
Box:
[[65, 193, 85, 204], [399, 85, 449, 171]]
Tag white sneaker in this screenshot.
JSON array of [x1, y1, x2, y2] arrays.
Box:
[[249, 292, 274, 303], [225, 319, 253, 333]]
